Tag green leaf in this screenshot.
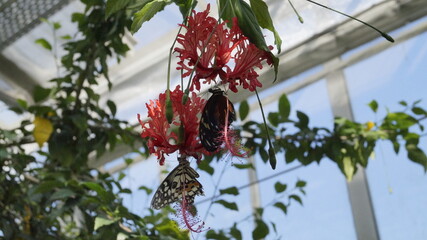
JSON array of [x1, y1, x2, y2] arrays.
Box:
[[412, 107, 427, 115], [28, 105, 54, 115], [106, 0, 132, 17], [124, 158, 133, 165], [219, 187, 239, 196], [33, 85, 51, 103], [81, 182, 115, 202], [233, 163, 254, 170], [70, 114, 88, 132], [392, 141, 400, 154], [271, 222, 277, 234], [50, 188, 75, 200], [35, 38, 52, 51], [71, 12, 85, 23], [386, 112, 417, 129], [252, 219, 269, 240], [107, 100, 117, 116], [94, 217, 115, 230], [214, 200, 238, 211], [249, 0, 282, 52], [198, 158, 214, 175], [156, 219, 189, 239], [368, 100, 378, 113], [34, 180, 64, 193], [271, 54, 279, 83], [273, 202, 287, 215], [255, 207, 264, 217], [230, 224, 242, 240], [398, 100, 407, 107], [53, 22, 61, 30], [406, 144, 427, 171], [139, 186, 153, 195], [274, 181, 287, 193], [413, 99, 422, 105], [120, 188, 132, 194], [206, 230, 228, 240], [296, 111, 309, 128], [218, 0, 278, 82], [16, 99, 28, 109], [118, 172, 126, 181], [278, 94, 291, 119], [61, 34, 72, 40], [259, 147, 268, 163], [9, 106, 23, 114], [239, 100, 250, 121], [285, 148, 297, 163], [296, 180, 306, 188], [131, 0, 171, 33], [219, 0, 267, 51], [289, 194, 303, 206], [268, 112, 279, 127], [117, 233, 129, 240], [172, 0, 197, 19]]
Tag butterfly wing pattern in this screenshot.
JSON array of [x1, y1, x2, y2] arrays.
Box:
[[151, 158, 204, 209], [199, 88, 236, 152]]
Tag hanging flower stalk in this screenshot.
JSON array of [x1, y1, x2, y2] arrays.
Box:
[[138, 87, 207, 232], [138, 4, 273, 233]]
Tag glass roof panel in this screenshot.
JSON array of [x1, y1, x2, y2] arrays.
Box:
[[1, 1, 83, 85], [266, 0, 385, 50]]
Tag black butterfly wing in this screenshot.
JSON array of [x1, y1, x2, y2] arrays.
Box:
[[199, 90, 235, 152]]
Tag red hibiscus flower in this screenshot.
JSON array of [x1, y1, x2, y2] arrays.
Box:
[[175, 5, 273, 93], [138, 86, 207, 165]]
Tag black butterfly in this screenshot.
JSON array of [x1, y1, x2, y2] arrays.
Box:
[[151, 157, 204, 209], [199, 88, 236, 152]]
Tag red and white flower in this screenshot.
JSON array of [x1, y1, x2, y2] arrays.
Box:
[[175, 5, 273, 93]]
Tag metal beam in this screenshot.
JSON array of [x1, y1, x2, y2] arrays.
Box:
[[0, 54, 38, 105], [247, 156, 261, 215], [325, 58, 379, 240]]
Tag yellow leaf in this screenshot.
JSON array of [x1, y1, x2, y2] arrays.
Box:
[[33, 117, 53, 147]]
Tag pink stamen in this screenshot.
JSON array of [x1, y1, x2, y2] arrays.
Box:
[[180, 191, 207, 233], [222, 101, 249, 158]]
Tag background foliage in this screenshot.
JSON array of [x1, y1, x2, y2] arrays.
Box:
[[0, 0, 426, 239]]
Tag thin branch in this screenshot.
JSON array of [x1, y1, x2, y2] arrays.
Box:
[[195, 164, 303, 205], [201, 162, 228, 221]]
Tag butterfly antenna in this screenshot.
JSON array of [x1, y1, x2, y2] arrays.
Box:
[[306, 0, 394, 42]]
